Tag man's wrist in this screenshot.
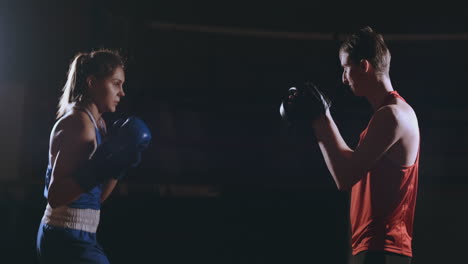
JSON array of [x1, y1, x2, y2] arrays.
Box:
[[313, 112, 331, 128]]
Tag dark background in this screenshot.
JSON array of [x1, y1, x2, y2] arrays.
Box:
[[0, 0, 467, 263]]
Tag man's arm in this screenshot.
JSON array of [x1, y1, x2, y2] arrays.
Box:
[[313, 106, 401, 191]]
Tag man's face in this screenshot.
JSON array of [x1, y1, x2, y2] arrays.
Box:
[[339, 51, 363, 96]]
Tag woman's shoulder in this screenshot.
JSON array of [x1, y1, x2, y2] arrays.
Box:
[[52, 109, 96, 142]]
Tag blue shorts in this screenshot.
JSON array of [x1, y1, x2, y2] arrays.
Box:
[[36, 222, 110, 264]]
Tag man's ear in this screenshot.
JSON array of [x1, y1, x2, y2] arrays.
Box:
[[360, 59, 371, 73]]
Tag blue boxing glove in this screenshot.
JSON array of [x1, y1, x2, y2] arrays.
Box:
[[102, 116, 152, 177], [75, 116, 152, 191]]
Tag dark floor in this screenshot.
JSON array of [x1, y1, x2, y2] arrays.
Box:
[[1, 183, 466, 264]]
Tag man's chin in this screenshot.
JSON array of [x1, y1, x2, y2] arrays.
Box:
[[350, 87, 362, 97]]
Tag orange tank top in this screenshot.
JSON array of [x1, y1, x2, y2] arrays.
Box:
[[350, 91, 419, 257]]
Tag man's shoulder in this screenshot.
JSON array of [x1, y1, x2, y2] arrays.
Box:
[[376, 102, 418, 129]]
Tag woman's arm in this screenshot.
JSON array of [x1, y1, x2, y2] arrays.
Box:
[[47, 113, 96, 208], [100, 178, 118, 203]]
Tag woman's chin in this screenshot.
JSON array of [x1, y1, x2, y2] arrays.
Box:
[[106, 105, 116, 113]]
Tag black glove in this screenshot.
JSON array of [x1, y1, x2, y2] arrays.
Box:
[[280, 81, 331, 126]]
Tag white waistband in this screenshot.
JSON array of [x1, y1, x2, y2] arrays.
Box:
[[42, 204, 100, 233]]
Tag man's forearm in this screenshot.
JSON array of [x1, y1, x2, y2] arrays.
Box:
[[313, 113, 356, 190]]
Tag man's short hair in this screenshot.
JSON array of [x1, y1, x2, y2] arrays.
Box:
[[340, 26, 391, 75]]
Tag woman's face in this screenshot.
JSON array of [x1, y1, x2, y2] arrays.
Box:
[[90, 66, 125, 113]]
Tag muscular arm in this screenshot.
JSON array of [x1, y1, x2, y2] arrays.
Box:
[[47, 114, 96, 208], [313, 106, 401, 191]]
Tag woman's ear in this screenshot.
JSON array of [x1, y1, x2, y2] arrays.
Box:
[[86, 76, 96, 89]]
